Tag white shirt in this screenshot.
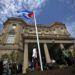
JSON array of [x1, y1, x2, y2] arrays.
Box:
[[32, 48, 37, 58]]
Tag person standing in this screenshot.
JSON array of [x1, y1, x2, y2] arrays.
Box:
[[3, 59, 9, 75], [32, 47, 37, 70]]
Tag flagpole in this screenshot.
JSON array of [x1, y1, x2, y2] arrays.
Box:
[[33, 11, 43, 71]]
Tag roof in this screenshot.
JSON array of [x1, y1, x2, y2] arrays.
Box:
[[3, 17, 66, 29], [3, 17, 26, 26]]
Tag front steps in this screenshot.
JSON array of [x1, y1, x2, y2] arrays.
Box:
[[23, 66, 75, 75]]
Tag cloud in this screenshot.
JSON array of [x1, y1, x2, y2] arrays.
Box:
[[0, 0, 46, 26], [66, 21, 75, 37]]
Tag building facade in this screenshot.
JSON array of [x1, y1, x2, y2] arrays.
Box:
[[0, 17, 75, 73]]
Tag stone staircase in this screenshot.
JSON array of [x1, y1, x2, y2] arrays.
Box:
[[23, 67, 75, 75]]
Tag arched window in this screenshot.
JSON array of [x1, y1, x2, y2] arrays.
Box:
[[6, 30, 15, 44], [6, 34, 15, 44]]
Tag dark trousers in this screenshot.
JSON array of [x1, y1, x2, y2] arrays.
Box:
[[32, 57, 37, 69]]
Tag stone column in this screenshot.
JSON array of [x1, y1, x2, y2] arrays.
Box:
[[68, 45, 74, 56], [60, 43, 65, 50], [44, 43, 52, 64], [60, 43, 69, 65], [23, 43, 28, 74], [60, 43, 66, 55], [60, 43, 68, 59]]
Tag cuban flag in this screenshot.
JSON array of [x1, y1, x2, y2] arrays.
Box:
[[17, 9, 34, 19]]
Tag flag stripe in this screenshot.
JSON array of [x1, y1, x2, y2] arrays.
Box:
[[17, 9, 34, 19]]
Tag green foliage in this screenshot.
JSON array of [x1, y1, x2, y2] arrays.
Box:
[[16, 51, 23, 64], [10, 51, 23, 64], [1, 53, 9, 59], [10, 51, 17, 63], [1, 51, 23, 64]]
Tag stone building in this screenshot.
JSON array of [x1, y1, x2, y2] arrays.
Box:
[[0, 17, 75, 73]]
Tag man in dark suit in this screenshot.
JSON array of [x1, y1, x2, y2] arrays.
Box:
[[0, 59, 3, 75]]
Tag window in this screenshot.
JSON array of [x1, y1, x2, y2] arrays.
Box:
[[61, 27, 64, 29], [6, 35, 15, 44], [13, 24, 16, 26], [9, 29, 15, 34], [29, 29, 33, 32]]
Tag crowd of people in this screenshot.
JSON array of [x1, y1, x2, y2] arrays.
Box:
[[0, 59, 22, 75]]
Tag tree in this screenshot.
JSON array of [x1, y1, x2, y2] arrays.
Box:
[[10, 51, 23, 64], [1, 53, 9, 60], [10, 51, 17, 63]]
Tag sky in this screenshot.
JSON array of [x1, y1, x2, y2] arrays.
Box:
[[0, 0, 75, 37]]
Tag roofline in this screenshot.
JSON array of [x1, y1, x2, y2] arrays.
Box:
[[26, 22, 66, 28], [3, 17, 66, 28], [3, 17, 27, 25]]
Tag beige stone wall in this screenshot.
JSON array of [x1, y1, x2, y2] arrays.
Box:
[[0, 18, 24, 52], [0, 49, 14, 58], [0, 18, 23, 44]]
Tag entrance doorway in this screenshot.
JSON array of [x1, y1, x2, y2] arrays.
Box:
[[28, 43, 46, 70], [47, 43, 65, 65]]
